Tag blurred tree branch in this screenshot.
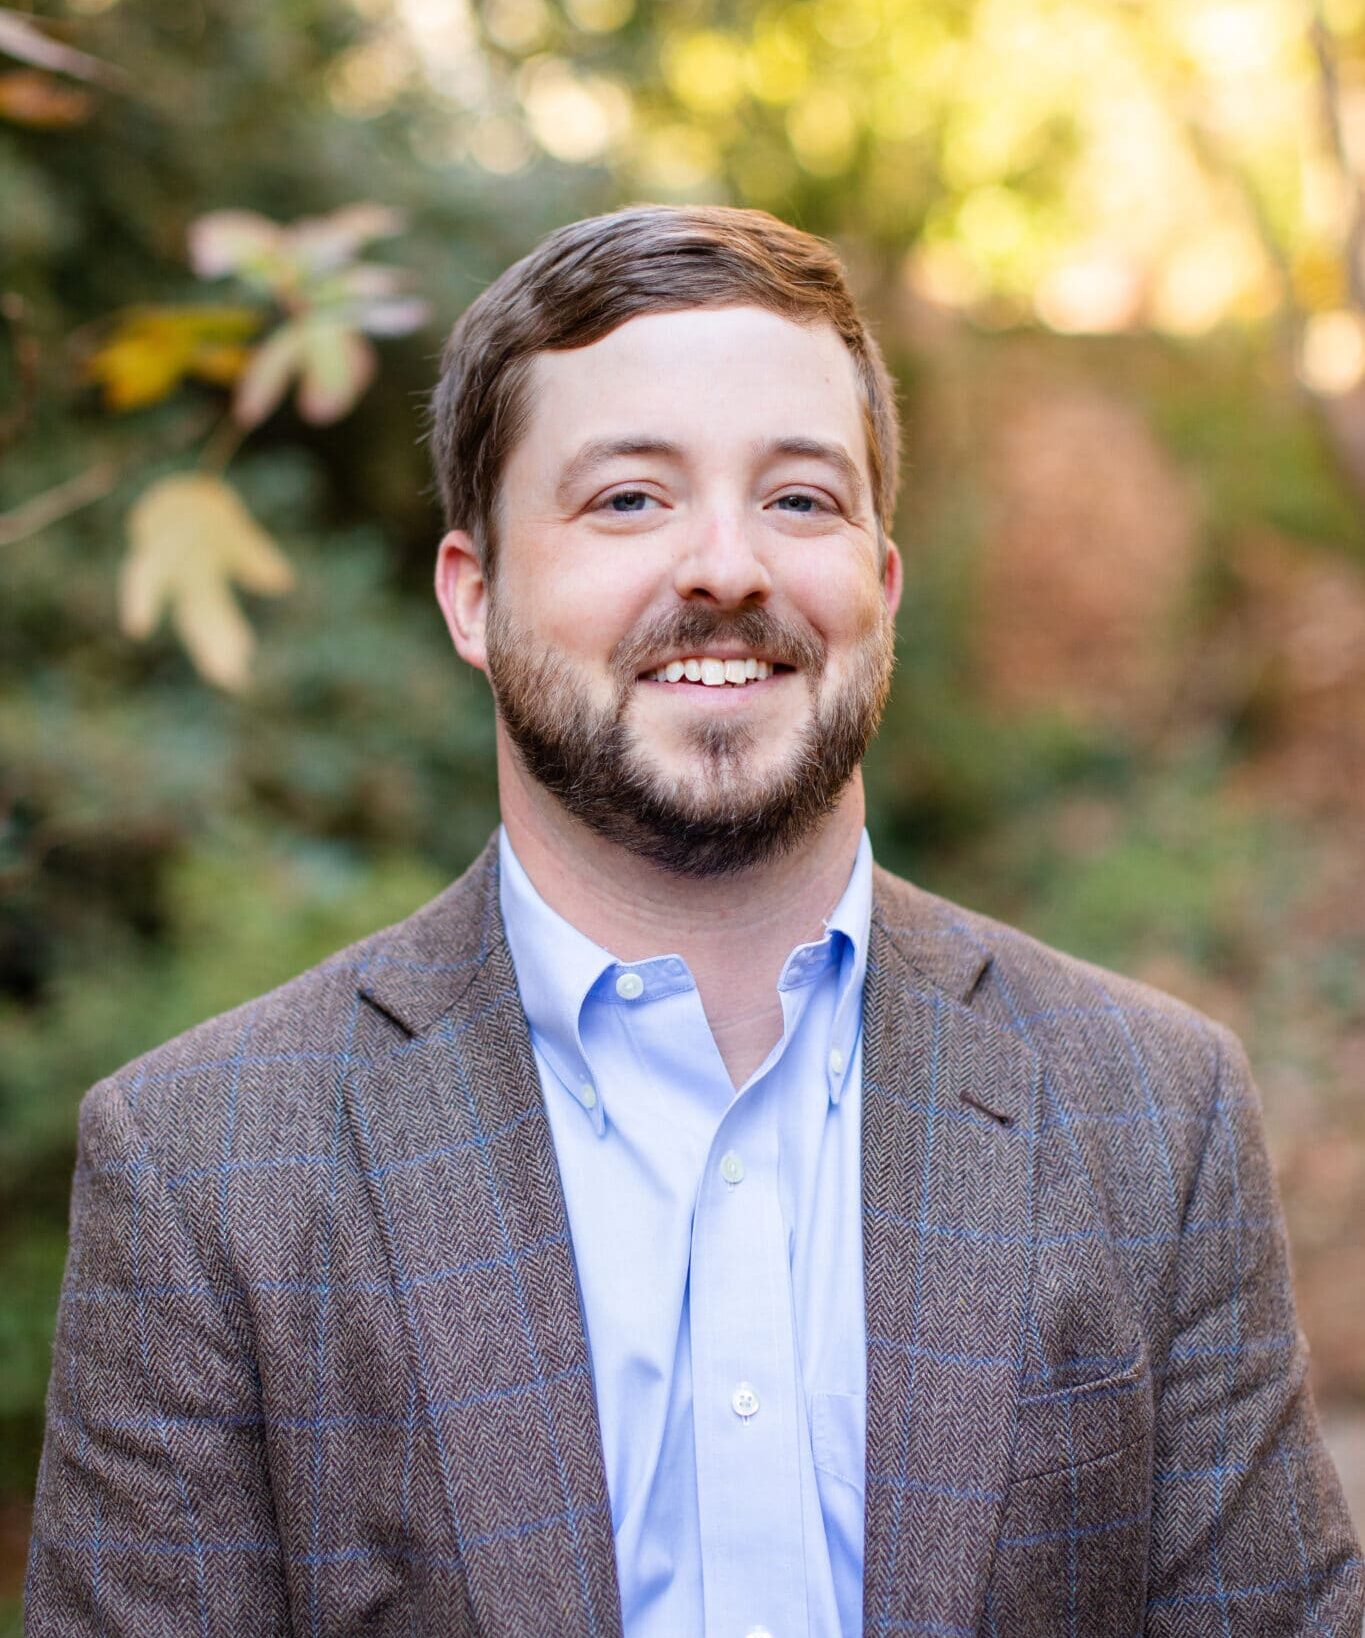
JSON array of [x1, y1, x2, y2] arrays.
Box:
[[0, 410, 213, 548], [1310, 3, 1365, 315], [0, 8, 128, 91], [1306, 4, 1365, 505], [0, 460, 119, 548], [1156, 3, 1365, 511], [0, 292, 37, 454]]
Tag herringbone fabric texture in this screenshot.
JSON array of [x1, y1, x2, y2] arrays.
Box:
[[26, 840, 1364, 1635]]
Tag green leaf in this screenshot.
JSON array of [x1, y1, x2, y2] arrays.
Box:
[[232, 320, 308, 428], [296, 321, 376, 423]]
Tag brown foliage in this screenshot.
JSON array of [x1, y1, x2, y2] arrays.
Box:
[[974, 373, 1201, 731]]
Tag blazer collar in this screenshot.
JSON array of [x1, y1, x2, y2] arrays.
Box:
[[355, 838, 501, 1037], [356, 845, 999, 1040]]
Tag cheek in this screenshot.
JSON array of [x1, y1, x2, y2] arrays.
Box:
[[513, 544, 655, 653], [790, 558, 888, 647]]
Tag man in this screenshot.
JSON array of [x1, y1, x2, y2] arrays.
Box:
[[27, 205, 1363, 1636]]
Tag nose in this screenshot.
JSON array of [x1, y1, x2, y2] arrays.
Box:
[[672, 508, 772, 608]]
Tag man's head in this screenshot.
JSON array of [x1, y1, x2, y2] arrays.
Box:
[[430, 204, 901, 572], [432, 206, 903, 877]]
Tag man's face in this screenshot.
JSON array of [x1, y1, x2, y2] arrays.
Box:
[[441, 304, 902, 877]]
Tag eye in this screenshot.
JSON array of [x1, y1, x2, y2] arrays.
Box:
[[771, 491, 832, 515], [597, 489, 659, 513]]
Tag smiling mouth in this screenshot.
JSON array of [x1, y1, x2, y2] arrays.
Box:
[[641, 656, 792, 687]]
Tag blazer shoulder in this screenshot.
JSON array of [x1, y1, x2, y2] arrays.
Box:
[[873, 865, 1238, 1111], [78, 840, 499, 1169]]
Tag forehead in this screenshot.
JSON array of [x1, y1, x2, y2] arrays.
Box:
[[511, 305, 869, 474]]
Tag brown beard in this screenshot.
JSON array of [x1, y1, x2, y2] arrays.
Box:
[[485, 601, 894, 878]]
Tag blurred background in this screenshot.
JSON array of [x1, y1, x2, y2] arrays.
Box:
[[3, 0, 1365, 1619]]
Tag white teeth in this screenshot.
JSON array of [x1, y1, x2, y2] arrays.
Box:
[[648, 656, 781, 685]]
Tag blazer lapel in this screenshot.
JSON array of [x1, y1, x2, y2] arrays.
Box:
[[862, 872, 1040, 1635], [348, 843, 623, 1638], [341, 844, 1036, 1636]]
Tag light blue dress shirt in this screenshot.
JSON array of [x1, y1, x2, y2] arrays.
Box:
[[498, 828, 871, 1638]]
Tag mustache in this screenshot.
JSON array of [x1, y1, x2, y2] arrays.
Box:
[[611, 606, 826, 680]]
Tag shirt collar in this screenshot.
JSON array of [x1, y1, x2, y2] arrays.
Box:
[[805, 828, 872, 1106], [497, 825, 874, 1122], [498, 828, 614, 1134]]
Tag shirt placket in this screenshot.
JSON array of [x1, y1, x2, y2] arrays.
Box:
[[690, 1053, 811, 1638]]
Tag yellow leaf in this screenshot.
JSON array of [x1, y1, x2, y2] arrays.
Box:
[[86, 334, 187, 411], [87, 307, 262, 411], [120, 473, 294, 691], [189, 341, 253, 387]]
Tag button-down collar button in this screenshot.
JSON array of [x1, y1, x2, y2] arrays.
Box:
[[580, 1083, 597, 1109], [615, 971, 645, 1000], [719, 1151, 745, 1185], [731, 1381, 760, 1418], [828, 1046, 845, 1076]]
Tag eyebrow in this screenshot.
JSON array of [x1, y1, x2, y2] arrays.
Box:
[[553, 433, 867, 507], [554, 438, 684, 508], [757, 437, 865, 501]]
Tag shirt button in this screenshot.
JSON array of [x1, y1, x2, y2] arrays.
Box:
[[745, 1628, 774, 1638], [615, 971, 645, 1000], [719, 1151, 745, 1185], [731, 1382, 760, 1419], [828, 1046, 845, 1076], [580, 1083, 597, 1109]]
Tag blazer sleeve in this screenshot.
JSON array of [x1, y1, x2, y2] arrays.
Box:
[[25, 1072, 289, 1636], [1144, 1023, 1363, 1636]]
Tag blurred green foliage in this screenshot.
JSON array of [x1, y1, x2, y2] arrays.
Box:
[[4, 0, 1365, 1609]]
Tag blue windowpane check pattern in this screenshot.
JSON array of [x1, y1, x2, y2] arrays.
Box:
[[499, 826, 871, 1638], [24, 835, 1363, 1635]]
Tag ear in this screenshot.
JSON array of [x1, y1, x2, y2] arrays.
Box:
[[881, 537, 903, 620], [434, 529, 490, 673]]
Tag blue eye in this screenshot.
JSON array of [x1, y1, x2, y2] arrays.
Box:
[[606, 491, 653, 512], [775, 493, 820, 513]]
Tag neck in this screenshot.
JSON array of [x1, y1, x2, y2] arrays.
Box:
[[497, 738, 867, 1087]]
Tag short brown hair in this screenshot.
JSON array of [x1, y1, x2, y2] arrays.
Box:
[[429, 204, 900, 571]]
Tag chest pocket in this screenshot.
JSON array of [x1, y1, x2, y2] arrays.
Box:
[[810, 1388, 866, 1599], [1009, 1347, 1151, 1482], [812, 1387, 865, 1489]]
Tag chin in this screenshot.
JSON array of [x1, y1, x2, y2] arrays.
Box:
[[635, 729, 802, 795]]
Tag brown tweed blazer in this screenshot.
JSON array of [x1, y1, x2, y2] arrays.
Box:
[[26, 840, 1364, 1635]]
